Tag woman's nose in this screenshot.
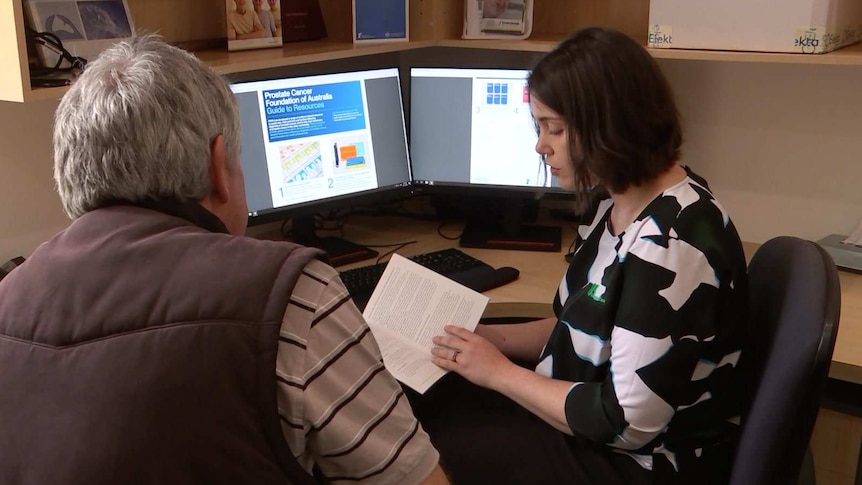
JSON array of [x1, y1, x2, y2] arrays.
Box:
[[535, 138, 550, 157]]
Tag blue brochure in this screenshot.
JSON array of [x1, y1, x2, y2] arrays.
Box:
[[353, 0, 407, 42]]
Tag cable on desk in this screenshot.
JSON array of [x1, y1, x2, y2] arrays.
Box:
[[373, 240, 417, 265], [365, 240, 419, 249]]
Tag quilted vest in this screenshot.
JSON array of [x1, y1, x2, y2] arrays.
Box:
[[0, 203, 323, 485]]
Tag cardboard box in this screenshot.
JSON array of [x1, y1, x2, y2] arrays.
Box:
[[648, 0, 862, 54]]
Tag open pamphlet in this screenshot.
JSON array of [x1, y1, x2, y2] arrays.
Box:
[[362, 254, 489, 394]]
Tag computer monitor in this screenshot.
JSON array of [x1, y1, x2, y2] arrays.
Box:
[[231, 67, 412, 265], [409, 67, 567, 252]]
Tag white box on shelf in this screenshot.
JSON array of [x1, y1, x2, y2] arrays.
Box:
[[648, 0, 862, 54]]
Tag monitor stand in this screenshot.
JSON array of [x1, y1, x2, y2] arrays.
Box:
[[290, 215, 378, 267], [459, 199, 562, 252]]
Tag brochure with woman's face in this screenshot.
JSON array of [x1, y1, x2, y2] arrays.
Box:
[[226, 0, 283, 51]]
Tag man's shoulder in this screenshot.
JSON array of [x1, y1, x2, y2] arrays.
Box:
[[297, 258, 340, 284], [288, 258, 347, 313]]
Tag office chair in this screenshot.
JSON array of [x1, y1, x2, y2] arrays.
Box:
[[730, 236, 841, 485]]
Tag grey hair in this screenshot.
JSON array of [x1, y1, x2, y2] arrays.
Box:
[[53, 34, 241, 218]]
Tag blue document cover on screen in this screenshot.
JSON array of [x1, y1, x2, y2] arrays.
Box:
[[354, 0, 407, 41]]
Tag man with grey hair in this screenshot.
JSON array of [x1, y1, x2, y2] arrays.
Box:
[[0, 35, 448, 485]]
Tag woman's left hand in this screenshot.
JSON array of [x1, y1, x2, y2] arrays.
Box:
[[431, 325, 515, 390]]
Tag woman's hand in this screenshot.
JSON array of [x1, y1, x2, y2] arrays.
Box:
[[433, 325, 576, 435], [431, 325, 516, 390]]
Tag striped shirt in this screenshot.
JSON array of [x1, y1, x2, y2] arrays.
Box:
[[276, 259, 439, 484], [538, 169, 748, 473]]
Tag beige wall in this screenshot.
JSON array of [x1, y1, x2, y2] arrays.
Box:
[[660, 60, 862, 244], [1, 59, 861, 261], [0, 99, 68, 263]]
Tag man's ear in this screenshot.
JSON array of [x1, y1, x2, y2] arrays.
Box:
[[208, 134, 230, 204]]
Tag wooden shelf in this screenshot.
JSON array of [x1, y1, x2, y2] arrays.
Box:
[[12, 39, 434, 102], [6, 0, 862, 103], [197, 40, 433, 75], [649, 41, 862, 65], [439, 37, 862, 66], [12, 37, 862, 103], [435, 38, 561, 53]]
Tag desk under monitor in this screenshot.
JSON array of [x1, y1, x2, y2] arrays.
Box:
[[256, 213, 862, 386]]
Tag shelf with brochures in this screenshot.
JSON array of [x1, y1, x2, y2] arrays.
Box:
[[13, 40, 434, 103], [10, 37, 862, 103], [196, 39, 433, 76]]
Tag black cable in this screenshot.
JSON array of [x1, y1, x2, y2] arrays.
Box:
[[26, 27, 87, 86], [373, 240, 417, 265], [366, 240, 419, 249]]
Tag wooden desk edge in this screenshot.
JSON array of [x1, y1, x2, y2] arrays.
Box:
[[483, 301, 554, 320], [829, 362, 862, 386]]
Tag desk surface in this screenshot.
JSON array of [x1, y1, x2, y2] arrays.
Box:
[[269, 214, 862, 385]]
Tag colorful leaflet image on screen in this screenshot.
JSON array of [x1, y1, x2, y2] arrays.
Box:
[[230, 68, 411, 264]]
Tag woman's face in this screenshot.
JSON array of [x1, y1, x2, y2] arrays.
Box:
[[530, 96, 576, 190]]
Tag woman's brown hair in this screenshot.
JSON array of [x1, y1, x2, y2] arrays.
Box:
[[528, 27, 682, 205]]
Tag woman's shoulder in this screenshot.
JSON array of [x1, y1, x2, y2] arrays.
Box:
[[576, 197, 614, 242], [655, 167, 731, 228]]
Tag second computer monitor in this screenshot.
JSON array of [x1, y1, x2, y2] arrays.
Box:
[[409, 67, 559, 191], [409, 67, 564, 252]]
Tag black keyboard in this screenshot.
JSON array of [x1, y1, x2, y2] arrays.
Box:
[[339, 248, 497, 309]]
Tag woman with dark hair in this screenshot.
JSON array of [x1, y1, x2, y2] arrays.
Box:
[[411, 27, 748, 485]]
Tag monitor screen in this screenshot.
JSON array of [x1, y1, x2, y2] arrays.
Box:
[[231, 67, 412, 226], [409, 67, 561, 193], [408, 67, 565, 252]]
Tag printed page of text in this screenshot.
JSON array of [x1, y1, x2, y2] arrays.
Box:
[[363, 254, 489, 393]]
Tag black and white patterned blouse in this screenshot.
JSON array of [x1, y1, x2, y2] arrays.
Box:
[[537, 168, 748, 473]]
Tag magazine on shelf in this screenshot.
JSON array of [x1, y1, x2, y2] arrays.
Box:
[[363, 254, 489, 394], [462, 0, 533, 39], [226, 0, 283, 51], [280, 0, 326, 43], [353, 0, 408, 43], [24, 0, 135, 67]]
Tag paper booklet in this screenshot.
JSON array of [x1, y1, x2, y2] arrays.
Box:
[[362, 254, 489, 394]]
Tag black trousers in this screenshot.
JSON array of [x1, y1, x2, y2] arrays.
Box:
[[406, 372, 734, 485]]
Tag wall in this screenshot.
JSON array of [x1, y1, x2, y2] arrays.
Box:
[[661, 60, 862, 244], [0, 98, 68, 262], [2, 56, 862, 260]]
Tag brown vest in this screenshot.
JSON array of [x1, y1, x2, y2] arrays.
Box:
[[0, 204, 323, 485]]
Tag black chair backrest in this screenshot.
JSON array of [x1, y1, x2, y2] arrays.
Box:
[[730, 236, 841, 485]]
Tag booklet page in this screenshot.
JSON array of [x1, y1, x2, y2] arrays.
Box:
[[362, 254, 489, 393]]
